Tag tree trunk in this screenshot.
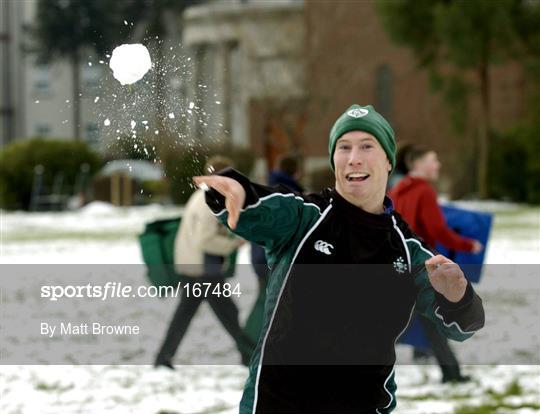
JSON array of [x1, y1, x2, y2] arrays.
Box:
[[71, 51, 81, 141], [2, 0, 14, 144], [477, 41, 491, 199], [477, 56, 491, 199]]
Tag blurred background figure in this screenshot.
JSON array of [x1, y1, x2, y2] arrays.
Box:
[[389, 145, 482, 383], [390, 146, 483, 254], [268, 154, 304, 193], [154, 155, 255, 369], [244, 154, 304, 345], [387, 142, 412, 191]]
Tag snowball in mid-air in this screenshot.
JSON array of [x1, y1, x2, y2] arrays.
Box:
[[109, 44, 152, 85]]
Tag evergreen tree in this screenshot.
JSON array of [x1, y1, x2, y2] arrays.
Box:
[[377, 0, 540, 198]]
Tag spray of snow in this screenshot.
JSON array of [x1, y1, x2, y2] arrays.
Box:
[[93, 39, 225, 195], [109, 44, 152, 86]]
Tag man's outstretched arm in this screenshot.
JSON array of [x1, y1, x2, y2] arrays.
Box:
[[193, 168, 322, 253]]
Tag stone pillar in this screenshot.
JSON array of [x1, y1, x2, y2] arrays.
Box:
[[215, 41, 231, 143]]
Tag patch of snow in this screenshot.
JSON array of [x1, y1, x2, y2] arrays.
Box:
[[1, 203, 539, 413]]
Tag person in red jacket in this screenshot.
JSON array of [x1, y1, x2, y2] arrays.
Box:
[[389, 147, 482, 253], [389, 145, 482, 383]]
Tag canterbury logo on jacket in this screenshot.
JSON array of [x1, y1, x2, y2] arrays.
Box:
[[314, 240, 333, 255], [205, 168, 485, 414]]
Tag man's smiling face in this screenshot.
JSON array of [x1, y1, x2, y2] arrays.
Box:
[[333, 131, 392, 213]]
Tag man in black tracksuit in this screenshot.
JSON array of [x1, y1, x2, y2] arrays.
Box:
[[195, 104, 485, 413]]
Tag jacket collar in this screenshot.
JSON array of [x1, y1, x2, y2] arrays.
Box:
[[330, 189, 394, 229]]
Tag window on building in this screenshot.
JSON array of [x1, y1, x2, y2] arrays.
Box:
[[85, 123, 100, 147], [35, 123, 51, 137], [34, 65, 50, 92], [375, 64, 393, 122]]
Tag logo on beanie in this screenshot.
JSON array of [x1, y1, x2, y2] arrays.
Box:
[[347, 108, 369, 118]]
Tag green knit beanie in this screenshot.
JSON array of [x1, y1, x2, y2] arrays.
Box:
[[328, 104, 396, 171]]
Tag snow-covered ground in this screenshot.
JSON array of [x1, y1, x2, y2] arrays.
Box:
[[1, 201, 539, 413]]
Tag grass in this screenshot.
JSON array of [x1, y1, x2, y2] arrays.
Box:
[[491, 379, 523, 400], [35, 381, 73, 392], [400, 379, 540, 413], [454, 379, 540, 413], [455, 403, 540, 413], [401, 393, 472, 401]]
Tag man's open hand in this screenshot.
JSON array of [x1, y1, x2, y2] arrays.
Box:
[[425, 255, 468, 303], [193, 175, 246, 230]]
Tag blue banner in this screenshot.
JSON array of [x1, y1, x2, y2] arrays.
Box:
[[400, 204, 493, 349]]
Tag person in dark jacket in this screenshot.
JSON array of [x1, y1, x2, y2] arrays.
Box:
[[246, 154, 304, 343], [268, 154, 304, 193], [251, 153, 305, 282], [194, 104, 485, 413], [389, 145, 482, 383]]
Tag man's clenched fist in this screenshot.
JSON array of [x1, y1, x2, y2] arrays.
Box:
[[425, 255, 468, 303]]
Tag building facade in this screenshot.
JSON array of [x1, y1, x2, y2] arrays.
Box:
[[182, 0, 305, 172], [2, 0, 528, 195]]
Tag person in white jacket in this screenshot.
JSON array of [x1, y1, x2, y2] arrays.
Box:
[[154, 156, 255, 369]]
